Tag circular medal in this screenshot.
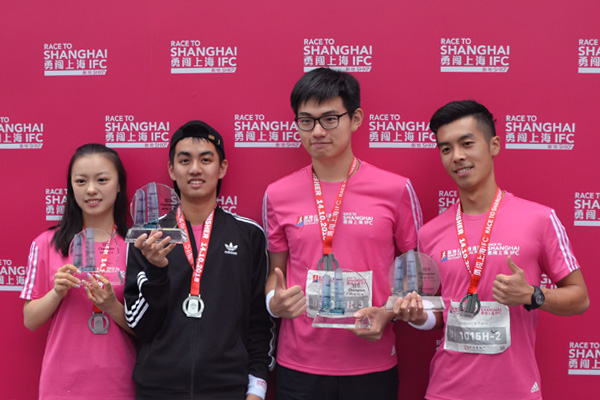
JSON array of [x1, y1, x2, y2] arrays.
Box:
[[182, 295, 204, 318], [88, 312, 109, 334]]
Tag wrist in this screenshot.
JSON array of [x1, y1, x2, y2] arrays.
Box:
[[265, 289, 279, 318], [408, 310, 436, 330]]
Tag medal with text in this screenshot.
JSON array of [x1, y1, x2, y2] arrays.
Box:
[[178, 207, 215, 318]]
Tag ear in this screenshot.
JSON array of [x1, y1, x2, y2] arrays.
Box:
[[350, 108, 364, 133], [168, 161, 176, 181], [490, 135, 501, 157], [218, 159, 228, 179]]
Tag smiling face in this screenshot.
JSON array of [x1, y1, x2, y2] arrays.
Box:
[[436, 115, 500, 195], [71, 154, 120, 224], [168, 137, 228, 205], [297, 96, 363, 164]]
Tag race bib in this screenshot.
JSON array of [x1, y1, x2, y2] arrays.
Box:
[[444, 300, 511, 354]]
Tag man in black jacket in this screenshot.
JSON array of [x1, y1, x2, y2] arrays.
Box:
[[125, 120, 274, 400]]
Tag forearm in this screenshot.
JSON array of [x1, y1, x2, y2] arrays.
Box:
[[104, 301, 136, 336], [23, 291, 63, 331], [539, 281, 589, 316]]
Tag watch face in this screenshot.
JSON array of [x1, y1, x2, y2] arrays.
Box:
[[535, 294, 544, 306]]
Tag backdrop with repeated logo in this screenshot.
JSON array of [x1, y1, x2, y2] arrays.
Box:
[[1, 1, 599, 399]]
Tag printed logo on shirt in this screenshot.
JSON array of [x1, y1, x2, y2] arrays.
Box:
[[441, 243, 521, 261], [44, 43, 108, 76], [568, 341, 600, 375], [578, 38, 600, 73], [0, 116, 44, 149], [0, 259, 26, 291], [504, 114, 576, 150], [170, 40, 237, 74], [295, 213, 375, 227], [233, 114, 301, 148], [440, 38, 510, 73], [368, 113, 435, 149], [574, 191, 600, 227], [303, 38, 373, 72], [531, 382, 540, 393], [104, 115, 170, 149], [540, 274, 557, 290], [296, 216, 304, 227], [224, 242, 238, 255], [45, 187, 67, 221]]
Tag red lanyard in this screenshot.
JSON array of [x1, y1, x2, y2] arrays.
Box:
[[312, 157, 358, 255], [455, 187, 503, 295], [177, 206, 215, 297]]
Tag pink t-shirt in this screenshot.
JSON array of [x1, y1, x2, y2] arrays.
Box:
[[419, 192, 579, 400], [263, 161, 422, 375], [20, 230, 136, 400]]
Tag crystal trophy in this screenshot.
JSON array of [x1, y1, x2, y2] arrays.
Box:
[[125, 182, 187, 244], [70, 228, 123, 284], [384, 250, 444, 311], [311, 254, 372, 329]]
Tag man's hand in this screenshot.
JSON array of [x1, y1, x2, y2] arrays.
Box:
[[134, 231, 176, 268], [349, 306, 394, 341], [392, 291, 427, 324], [269, 267, 307, 318], [493, 256, 533, 306]]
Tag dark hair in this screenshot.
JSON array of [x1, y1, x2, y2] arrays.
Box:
[[51, 144, 128, 257], [290, 67, 361, 117], [429, 100, 497, 142]]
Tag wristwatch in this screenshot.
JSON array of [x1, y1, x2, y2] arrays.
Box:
[[524, 285, 545, 311]]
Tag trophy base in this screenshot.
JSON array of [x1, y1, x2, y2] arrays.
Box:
[[312, 313, 372, 329], [125, 227, 188, 244], [384, 295, 445, 311], [75, 270, 125, 285]]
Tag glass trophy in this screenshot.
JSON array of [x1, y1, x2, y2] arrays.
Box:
[[125, 182, 187, 244], [310, 255, 372, 329], [70, 227, 123, 284], [384, 250, 444, 311]]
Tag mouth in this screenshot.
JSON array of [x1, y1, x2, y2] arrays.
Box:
[[188, 179, 205, 187], [454, 166, 473, 176], [86, 199, 101, 206]]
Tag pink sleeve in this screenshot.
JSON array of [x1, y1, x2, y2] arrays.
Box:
[[540, 209, 580, 283], [262, 189, 288, 253], [20, 237, 50, 300]]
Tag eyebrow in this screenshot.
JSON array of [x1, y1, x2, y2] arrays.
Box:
[[297, 109, 340, 117], [437, 132, 476, 148], [176, 150, 215, 158]]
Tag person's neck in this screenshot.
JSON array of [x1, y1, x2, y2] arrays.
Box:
[[458, 180, 499, 215], [312, 152, 357, 183], [182, 197, 217, 226], [82, 214, 115, 233]]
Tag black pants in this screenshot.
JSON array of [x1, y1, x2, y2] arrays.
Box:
[[275, 364, 399, 400]]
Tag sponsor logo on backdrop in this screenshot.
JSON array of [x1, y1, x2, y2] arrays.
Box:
[[303, 38, 373, 72], [569, 341, 600, 375], [0, 116, 44, 149], [44, 43, 107, 76], [368, 113, 434, 148], [504, 114, 576, 150], [438, 190, 458, 214], [46, 188, 67, 221], [578, 38, 600, 73], [171, 40, 237, 74], [0, 259, 26, 291], [574, 191, 600, 227], [440, 38, 510, 73], [234, 114, 300, 148], [217, 195, 238, 214], [105, 115, 170, 148], [440, 243, 520, 262]]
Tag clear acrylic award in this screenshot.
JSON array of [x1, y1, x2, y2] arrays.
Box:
[[384, 250, 444, 311], [125, 182, 187, 244], [70, 227, 124, 284], [310, 254, 372, 329]]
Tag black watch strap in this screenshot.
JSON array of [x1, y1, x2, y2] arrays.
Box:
[[524, 285, 545, 311]]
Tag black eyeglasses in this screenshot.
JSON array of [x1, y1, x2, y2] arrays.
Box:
[[295, 112, 349, 131]]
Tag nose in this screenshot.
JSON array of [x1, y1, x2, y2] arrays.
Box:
[[311, 121, 327, 138], [189, 159, 202, 174], [452, 147, 466, 162], [86, 181, 98, 194]]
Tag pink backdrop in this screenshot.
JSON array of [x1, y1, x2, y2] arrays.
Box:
[[1, 1, 598, 399]]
